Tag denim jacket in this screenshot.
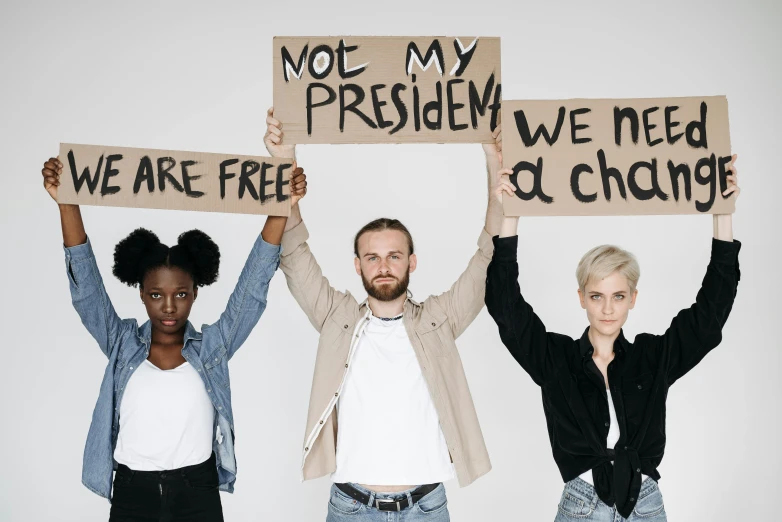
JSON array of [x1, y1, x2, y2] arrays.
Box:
[[64, 233, 281, 500]]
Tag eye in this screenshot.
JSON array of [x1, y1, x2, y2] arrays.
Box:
[[368, 256, 377, 262], [391, 255, 400, 260], [614, 295, 625, 301], [150, 292, 161, 299], [590, 295, 601, 301], [177, 292, 187, 298]]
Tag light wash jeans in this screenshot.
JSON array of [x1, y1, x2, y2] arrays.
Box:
[[326, 483, 449, 522], [555, 478, 667, 522]]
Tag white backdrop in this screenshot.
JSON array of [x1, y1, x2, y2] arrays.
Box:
[[1, 1, 780, 520]]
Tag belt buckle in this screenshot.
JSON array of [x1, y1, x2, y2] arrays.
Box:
[[375, 498, 402, 511]]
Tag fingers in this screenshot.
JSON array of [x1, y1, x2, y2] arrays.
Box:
[[722, 185, 740, 197], [42, 157, 62, 186], [497, 167, 514, 177]]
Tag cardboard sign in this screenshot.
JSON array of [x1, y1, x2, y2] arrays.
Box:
[[273, 36, 501, 144], [57, 144, 293, 216], [501, 96, 734, 216]]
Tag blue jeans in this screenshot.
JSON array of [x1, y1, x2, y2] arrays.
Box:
[[326, 483, 449, 522], [555, 478, 667, 522]]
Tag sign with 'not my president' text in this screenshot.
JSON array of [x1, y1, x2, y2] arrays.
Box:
[[273, 36, 501, 144], [501, 96, 734, 216], [56, 143, 293, 216]]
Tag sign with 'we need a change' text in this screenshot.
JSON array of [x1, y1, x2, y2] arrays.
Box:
[[501, 96, 734, 216]]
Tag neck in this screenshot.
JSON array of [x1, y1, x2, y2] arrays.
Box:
[[367, 294, 406, 318], [151, 326, 185, 346], [588, 326, 619, 359]]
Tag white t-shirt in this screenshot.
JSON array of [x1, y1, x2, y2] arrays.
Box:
[[331, 314, 455, 485], [114, 360, 215, 471], [580, 389, 647, 484]]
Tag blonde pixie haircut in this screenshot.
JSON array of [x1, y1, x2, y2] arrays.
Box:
[[576, 245, 641, 293]]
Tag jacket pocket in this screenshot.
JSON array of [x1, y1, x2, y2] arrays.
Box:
[[204, 346, 230, 389]]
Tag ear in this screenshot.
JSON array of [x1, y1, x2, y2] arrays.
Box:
[[193, 286, 199, 301], [139, 287, 144, 302], [577, 288, 586, 309], [629, 289, 638, 310], [354, 256, 361, 276], [408, 253, 418, 274]]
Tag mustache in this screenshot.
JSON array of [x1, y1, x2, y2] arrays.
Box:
[[372, 275, 398, 282]]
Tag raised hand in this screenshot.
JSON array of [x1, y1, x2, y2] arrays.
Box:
[[42, 157, 62, 202], [264, 107, 296, 159], [289, 164, 307, 207]]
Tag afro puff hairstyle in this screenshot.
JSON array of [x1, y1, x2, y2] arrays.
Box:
[[112, 228, 220, 288]]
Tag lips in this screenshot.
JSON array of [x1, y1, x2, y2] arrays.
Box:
[[161, 319, 178, 327]]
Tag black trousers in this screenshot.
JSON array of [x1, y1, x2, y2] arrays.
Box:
[[109, 453, 224, 522]]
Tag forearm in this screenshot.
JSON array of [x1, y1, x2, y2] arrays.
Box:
[[261, 216, 288, 245], [713, 214, 733, 242], [499, 217, 519, 238], [284, 204, 303, 233], [59, 204, 87, 247], [484, 158, 503, 236]]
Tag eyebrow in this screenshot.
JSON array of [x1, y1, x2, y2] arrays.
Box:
[[363, 251, 404, 258]]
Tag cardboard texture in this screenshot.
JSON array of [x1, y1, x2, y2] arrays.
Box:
[[273, 36, 501, 144], [57, 143, 293, 216], [501, 96, 734, 216]]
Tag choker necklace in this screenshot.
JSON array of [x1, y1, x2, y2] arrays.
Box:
[[376, 313, 403, 322]]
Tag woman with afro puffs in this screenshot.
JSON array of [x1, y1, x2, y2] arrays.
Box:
[[41, 156, 307, 521]]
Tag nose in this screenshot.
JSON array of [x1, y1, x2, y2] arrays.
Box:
[[378, 259, 390, 274], [163, 296, 176, 314], [602, 299, 613, 316]]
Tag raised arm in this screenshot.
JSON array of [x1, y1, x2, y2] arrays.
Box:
[[265, 108, 349, 332], [484, 180, 555, 386], [43, 157, 127, 358], [426, 126, 505, 337], [657, 155, 741, 384], [213, 167, 307, 359]]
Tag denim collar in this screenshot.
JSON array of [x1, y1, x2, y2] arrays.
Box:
[[136, 320, 203, 346]]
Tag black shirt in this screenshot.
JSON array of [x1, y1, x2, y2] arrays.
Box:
[[485, 236, 740, 518]]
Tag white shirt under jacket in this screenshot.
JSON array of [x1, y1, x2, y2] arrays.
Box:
[[331, 312, 455, 485], [114, 360, 215, 471]]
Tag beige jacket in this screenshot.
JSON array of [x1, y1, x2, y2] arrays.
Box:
[[280, 221, 494, 487]]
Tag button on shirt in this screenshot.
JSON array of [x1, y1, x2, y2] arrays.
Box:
[[484, 236, 740, 518]]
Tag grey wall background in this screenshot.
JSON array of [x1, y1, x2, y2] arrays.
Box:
[[1, 0, 779, 520]]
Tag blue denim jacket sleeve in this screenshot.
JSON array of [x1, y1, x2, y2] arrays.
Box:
[[213, 234, 281, 360], [64, 238, 127, 359]]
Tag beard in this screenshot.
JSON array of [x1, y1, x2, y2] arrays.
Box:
[[361, 269, 410, 302]]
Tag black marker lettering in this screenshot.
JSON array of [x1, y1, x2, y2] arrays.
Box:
[[219, 159, 239, 199], [513, 107, 566, 147], [570, 163, 597, 203], [451, 38, 478, 76], [570, 108, 591, 144], [281, 45, 307, 82], [67, 150, 102, 195], [100, 154, 122, 196], [447, 79, 467, 131], [509, 157, 554, 204], [423, 82, 443, 130], [597, 149, 627, 201], [628, 158, 667, 201], [614, 107, 639, 146], [259, 162, 275, 202], [686, 102, 708, 149], [239, 161, 260, 200], [667, 160, 692, 202], [665, 106, 683, 144], [133, 156, 154, 194], [337, 39, 367, 79], [370, 84, 393, 129], [642, 107, 663, 147], [339, 84, 377, 131], [694, 154, 717, 212], [306, 83, 337, 136], [180, 160, 203, 198], [389, 84, 408, 135], [157, 157, 184, 193], [276, 163, 291, 202], [406, 40, 444, 75], [308, 44, 334, 80]]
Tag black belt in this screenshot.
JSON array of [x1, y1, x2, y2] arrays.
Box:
[[335, 483, 440, 512]]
